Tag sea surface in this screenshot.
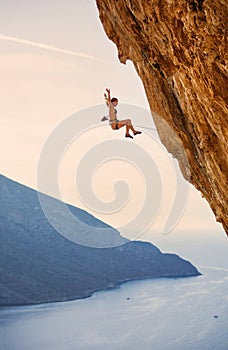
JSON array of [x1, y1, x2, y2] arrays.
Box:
[[0, 265, 227, 350]]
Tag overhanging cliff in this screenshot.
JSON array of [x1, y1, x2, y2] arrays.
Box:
[[96, 0, 228, 234]]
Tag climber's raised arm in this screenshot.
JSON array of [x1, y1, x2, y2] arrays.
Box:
[[104, 88, 111, 106]]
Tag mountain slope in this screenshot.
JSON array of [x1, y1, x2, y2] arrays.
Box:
[[0, 175, 200, 305]]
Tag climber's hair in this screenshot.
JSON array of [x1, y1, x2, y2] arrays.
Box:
[[111, 97, 118, 103]]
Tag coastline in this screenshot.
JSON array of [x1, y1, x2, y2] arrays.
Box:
[[0, 271, 201, 309], [1, 266, 227, 350]]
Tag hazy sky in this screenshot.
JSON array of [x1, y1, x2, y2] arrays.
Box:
[[0, 0, 226, 242]]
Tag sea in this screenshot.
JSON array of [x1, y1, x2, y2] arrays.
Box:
[[0, 230, 227, 350]]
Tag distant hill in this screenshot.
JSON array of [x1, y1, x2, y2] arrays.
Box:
[[0, 175, 200, 305]]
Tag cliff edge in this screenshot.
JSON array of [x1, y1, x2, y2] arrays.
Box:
[[96, 0, 228, 234]]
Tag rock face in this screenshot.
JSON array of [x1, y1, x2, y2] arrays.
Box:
[[96, 0, 228, 234]]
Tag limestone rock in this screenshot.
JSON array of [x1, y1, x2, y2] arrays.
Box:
[[96, 0, 228, 234]]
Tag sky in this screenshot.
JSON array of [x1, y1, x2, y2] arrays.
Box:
[[0, 0, 226, 247]]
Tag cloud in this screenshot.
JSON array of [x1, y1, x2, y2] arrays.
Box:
[[0, 33, 101, 62]]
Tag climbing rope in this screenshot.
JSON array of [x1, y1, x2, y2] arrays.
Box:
[[101, 116, 157, 132], [134, 125, 157, 131]]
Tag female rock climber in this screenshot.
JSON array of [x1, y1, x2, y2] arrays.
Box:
[[101, 88, 142, 139]]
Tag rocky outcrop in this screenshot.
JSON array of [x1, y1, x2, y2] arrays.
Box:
[[96, 0, 228, 234]]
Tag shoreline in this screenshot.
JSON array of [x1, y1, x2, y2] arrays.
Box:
[[0, 271, 201, 309]]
